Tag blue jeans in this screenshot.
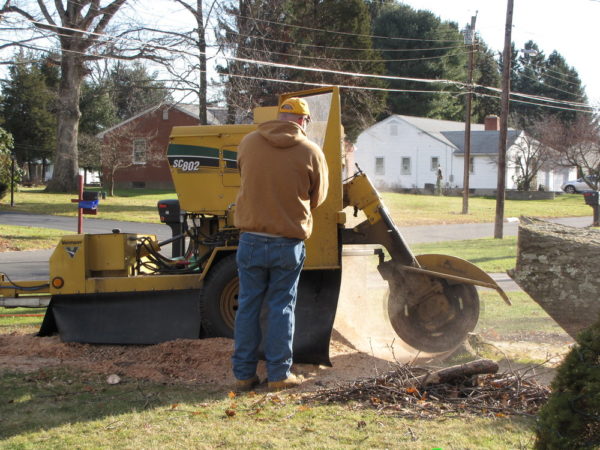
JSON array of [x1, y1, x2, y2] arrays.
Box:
[[232, 232, 305, 382]]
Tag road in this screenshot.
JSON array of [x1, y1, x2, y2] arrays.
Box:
[[0, 211, 592, 287]]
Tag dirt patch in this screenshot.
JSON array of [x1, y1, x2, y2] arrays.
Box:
[[0, 254, 575, 390], [0, 331, 405, 391], [0, 237, 18, 252], [0, 326, 573, 391]]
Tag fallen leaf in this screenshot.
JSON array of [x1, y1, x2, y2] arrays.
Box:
[[225, 409, 236, 417], [171, 404, 180, 410], [228, 391, 236, 399]]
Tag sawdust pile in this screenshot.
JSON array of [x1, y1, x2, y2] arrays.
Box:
[[0, 331, 400, 391]]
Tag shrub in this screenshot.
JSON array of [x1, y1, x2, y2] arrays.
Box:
[[0, 128, 22, 201], [534, 316, 600, 449]]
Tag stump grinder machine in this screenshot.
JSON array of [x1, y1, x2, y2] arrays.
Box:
[[0, 87, 510, 365]]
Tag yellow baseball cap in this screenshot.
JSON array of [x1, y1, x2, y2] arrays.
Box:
[[279, 97, 310, 116]]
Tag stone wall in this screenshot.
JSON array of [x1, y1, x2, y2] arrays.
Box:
[[509, 217, 600, 338]]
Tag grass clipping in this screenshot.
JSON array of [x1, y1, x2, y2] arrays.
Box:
[[304, 359, 550, 419]]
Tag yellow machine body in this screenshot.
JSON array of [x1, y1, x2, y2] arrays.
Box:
[[47, 233, 203, 296], [0, 86, 509, 357], [168, 87, 345, 270]]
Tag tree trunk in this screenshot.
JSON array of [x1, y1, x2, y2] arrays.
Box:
[[510, 218, 600, 337], [46, 54, 83, 192]]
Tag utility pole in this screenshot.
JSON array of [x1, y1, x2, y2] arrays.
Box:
[[494, 0, 514, 239], [462, 14, 477, 215]]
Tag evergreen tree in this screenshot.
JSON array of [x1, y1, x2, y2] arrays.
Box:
[[78, 80, 117, 174], [511, 41, 587, 127], [107, 62, 172, 121], [535, 316, 600, 448], [0, 52, 57, 179], [284, 0, 387, 140], [372, 3, 467, 120], [472, 42, 501, 123], [217, 0, 293, 123], [218, 0, 386, 139]]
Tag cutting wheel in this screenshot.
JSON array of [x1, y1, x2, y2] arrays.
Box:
[[387, 280, 480, 353]]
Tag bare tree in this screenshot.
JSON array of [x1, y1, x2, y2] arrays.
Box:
[[155, 0, 220, 124], [100, 124, 162, 196], [0, 0, 162, 192], [542, 114, 600, 191], [509, 122, 556, 191]]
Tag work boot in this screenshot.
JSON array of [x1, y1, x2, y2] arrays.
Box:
[[268, 373, 303, 392], [234, 375, 260, 392]]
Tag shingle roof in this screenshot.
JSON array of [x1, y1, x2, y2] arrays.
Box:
[[177, 104, 228, 125], [395, 115, 486, 147], [382, 115, 521, 154], [96, 103, 228, 138], [442, 130, 521, 154]]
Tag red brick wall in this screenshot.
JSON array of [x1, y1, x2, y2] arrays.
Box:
[[102, 106, 199, 190]]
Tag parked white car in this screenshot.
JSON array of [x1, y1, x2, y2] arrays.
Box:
[[561, 175, 598, 194]]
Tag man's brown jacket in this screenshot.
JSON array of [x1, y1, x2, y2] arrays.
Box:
[[234, 120, 329, 240]]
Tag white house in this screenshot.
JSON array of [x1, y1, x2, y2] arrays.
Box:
[[354, 115, 575, 193]]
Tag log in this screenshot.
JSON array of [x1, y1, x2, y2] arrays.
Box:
[[509, 217, 600, 338], [415, 359, 499, 386]]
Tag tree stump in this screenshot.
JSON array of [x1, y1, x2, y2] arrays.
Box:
[[509, 217, 600, 338]]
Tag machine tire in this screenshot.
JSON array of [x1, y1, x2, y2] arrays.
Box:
[[564, 185, 576, 194], [200, 253, 238, 338], [387, 282, 480, 353]]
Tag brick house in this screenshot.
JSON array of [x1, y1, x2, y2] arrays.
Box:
[[98, 104, 226, 190]]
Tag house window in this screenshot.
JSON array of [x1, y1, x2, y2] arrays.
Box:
[[401, 157, 411, 175], [469, 157, 474, 174], [133, 138, 147, 164], [375, 157, 385, 175], [431, 157, 440, 171], [162, 109, 169, 120], [390, 123, 398, 136]]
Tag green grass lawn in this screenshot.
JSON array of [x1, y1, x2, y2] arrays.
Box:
[[0, 187, 591, 226], [0, 367, 536, 448], [477, 291, 566, 336], [0, 187, 177, 223], [412, 236, 517, 273], [381, 192, 590, 226], [0, 225, 65, 251]]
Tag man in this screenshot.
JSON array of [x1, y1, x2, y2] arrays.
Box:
[[232, 97, 329, 391]]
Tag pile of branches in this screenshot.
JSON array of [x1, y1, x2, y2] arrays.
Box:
[[305, 359, 550, 418]]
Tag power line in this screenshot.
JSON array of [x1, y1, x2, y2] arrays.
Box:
[[217, 7, 464, 43], [2, 17, 596, 114], [213, 26, 466, 53]]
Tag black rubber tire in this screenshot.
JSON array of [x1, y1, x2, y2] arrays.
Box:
[[200, 253, 238, 338], [564, 185, 576, 194], [387, 282, 480, 353]]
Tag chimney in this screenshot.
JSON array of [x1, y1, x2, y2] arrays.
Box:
[[484, 115, 500, 131]]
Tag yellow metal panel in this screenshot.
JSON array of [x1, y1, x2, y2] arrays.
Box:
[[87, 273, 203, 293], [49, 235, 86, 294], [86, 233, 137, 272], [168, 124, 256, 213]]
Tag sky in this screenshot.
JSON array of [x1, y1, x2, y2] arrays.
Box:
[[400, 0, 600, 107]]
